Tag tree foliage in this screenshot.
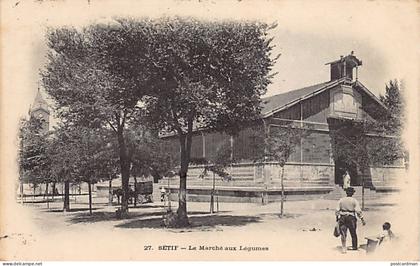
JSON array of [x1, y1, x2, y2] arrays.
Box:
[[368, 79, 406, 166], [127, 125, 177, 181], [135, 17, 278, 225], [195, 139, 234, 181], [41, 24, 151, 215], [249, 122, 308, 215], [379, 79, 404, 134], [41, 17, 277, 223], [18, 117, 52, 188]]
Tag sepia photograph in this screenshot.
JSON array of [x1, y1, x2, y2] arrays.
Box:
[[0, 0, 419, 263]]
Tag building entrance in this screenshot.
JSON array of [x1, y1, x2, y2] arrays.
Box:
[[328, 117, 371, 187]]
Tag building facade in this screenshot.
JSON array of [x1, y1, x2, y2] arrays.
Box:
[[159, 53, 405, 203]]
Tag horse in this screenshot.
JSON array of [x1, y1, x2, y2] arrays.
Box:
[[112, 187, 137, 205]]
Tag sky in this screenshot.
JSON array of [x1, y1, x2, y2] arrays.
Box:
[[1, 0, 419, 129]]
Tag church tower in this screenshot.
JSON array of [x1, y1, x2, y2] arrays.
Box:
[[29, 88, 50, 133]]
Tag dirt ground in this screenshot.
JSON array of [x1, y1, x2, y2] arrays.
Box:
[[0, 193, 418, 261]]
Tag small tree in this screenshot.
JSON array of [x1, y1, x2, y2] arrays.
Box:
[[194, 140, 233, 213], [248, 121, 307, 216], [329, 119, 404, 210], [329, 79, 405, 209], [265, 124, 306, 216]]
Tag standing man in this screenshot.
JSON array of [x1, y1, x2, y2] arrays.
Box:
[[335, 187, 366, 253], [342, 171, 351, 190]]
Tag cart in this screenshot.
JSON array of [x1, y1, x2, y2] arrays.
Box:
[[135, 181, 153, 203]]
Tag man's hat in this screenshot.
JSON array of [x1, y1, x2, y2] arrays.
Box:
[[345, 187, 355, 195]]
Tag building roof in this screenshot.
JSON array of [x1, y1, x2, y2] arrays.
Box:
[[161, 77, 387, 138], [325, 52, 362, 67], [261, 81, 332, 116], [261, 78, 387, 118]]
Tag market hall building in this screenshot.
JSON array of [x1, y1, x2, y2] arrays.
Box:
[[159, 53, 405, 203]]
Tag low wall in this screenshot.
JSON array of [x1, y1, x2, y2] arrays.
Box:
[[369, 166, 406, 191], [160, 162, 335, 202]]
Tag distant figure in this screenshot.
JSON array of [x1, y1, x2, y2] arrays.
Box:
[[335, 187, 366, 253], [112, 188, 123, 204], [379, 222, 395, 245], [343, 171, 351, 190], [160, 187, 166, 202]]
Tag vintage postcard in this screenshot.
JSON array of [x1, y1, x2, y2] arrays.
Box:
[[0, 0, 419, 262]]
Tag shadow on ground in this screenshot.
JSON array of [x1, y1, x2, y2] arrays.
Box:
[[68, 210, 211, 224], [128, 204, 165, 209], [365, 203, 397, 207], [362, 203, 398, 211], [333, 245, 367, 253], [260, 213, 303, 219], [46, 208, 100, 213], [115, 214, 261, 231], [20, 200, 56, 204]]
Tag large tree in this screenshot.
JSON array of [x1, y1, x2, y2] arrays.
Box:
[[72, 127, 115, 214], [48, 123, 81, 211], [18, 117, 53, 203], [380, 79, 404, 134], [136, 17, 278, 226], [42, 18, 277, 224], [42, 25, 150, 216]]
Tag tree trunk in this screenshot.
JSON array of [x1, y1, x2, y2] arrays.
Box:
[[356, 162, 366, 211], [280, 166, 285, 217], [44, 183, 49, 199], [134, 177, 137, 207], [210, 172, 215, 214], [63, 180, 70, 212], [52, 182, 56, 200], [175, 132, 192, 227], [45, 183, 49, 208], [216, 190, 219, 213], [117, 129, 130, 217], [361, 171, 365, 211], [108, 178, 113, 206], [73, 185, 77, 203], [88, 181, 92, 215], [177, 171, 189, 226], [20, 182, 24, 204]]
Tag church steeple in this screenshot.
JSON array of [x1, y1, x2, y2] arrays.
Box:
[[30, 88, 50, 133], [31, 88, 50, 114]]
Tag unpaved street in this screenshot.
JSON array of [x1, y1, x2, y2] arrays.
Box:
[[0, 193, 415, 261]]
